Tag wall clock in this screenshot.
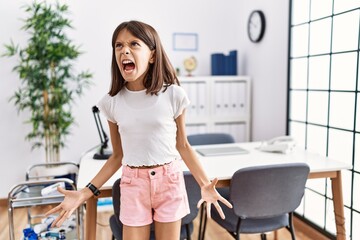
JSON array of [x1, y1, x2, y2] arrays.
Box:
[[247, 10, 266, 43]]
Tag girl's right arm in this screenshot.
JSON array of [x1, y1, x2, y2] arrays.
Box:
[[46, 121, 123, 227]]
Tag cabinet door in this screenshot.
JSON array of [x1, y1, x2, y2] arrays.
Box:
[[214, 122, 246, 142]]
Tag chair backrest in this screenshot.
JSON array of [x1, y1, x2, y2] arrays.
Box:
[[182, 171, 202, 225], [187, 133, 235, 146], [230, 163, 309, 219], [112, 178, 121, 218]]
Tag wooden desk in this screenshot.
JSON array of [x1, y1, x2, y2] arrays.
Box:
[[77, 142, 350, 240]]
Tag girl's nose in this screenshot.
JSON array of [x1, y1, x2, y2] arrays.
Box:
[[121, 47, 130, 55]]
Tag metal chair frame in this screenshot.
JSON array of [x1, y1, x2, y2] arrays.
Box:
[[8, 178, 81, 240]]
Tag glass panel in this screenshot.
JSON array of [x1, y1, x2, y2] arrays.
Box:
[[311, 0, 333, 20], [332, 10, 360, 53], [328, 128, 353, 166], [344, 208, 352, 240], [291, 24, 309, 57], [308, 91, 329, 126], [331, 52, 357, 91], [289, 90, 307, 121], [325, 199, 336, 235], [309, 18, 332, 55], [353, 211, 360, 240], [342, 170, 353, 208], [334, 0, 360, 14], [326, 197, 355, 240], [329, 92, 355, 130], [290, 58, 308, 89], [304, 189, 325, 227], [306, 178, 326, 195], [326, 206, 352, 239], [308, 55, 330, 90], [358, 54, 360, 90], [307, 124, 328, 155], [326, 178, 333, 199], [356, 97, 360, 133], [354, 173, 360, 211], [289, 121, 306, 148], [292, 0, 310, 24], [355, 134, 360, 172], [295, 197, 305, 215]]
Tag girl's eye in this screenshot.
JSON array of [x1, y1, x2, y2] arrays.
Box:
[[131, 42, 140, 47], [115, 43, 122, 48]]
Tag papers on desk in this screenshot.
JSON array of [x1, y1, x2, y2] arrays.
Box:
[[196, 146, 249, 156]]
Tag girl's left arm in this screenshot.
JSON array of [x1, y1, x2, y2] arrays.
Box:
[[175, 110, 232, 219]]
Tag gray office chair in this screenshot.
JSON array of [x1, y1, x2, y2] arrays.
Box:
[[203, 163, 310, 240], [109, 171, 201, 240], [188, 132, 235, 240], [187, 133, 235, 146]]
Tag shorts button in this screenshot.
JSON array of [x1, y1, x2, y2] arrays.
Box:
[[151, 171, 156, 176]]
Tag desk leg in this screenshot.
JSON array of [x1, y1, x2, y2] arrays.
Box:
[[86, 197, 98, 240], [331, 171, 346, 240]]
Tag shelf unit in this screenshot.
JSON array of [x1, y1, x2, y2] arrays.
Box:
[[179, 76, 251, 142]]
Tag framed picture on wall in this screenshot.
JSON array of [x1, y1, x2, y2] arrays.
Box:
[[173, 33, 198, 51]]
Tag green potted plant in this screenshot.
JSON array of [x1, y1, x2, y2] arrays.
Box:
[[3, 1, 92, 163]]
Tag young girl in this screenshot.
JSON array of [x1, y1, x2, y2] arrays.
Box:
[[46, 20, 232, 240]]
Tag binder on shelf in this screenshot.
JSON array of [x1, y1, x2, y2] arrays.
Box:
[[189, 82, 197, 116], [211, 50, 237, 76], [237, 81, 246, 113], [230, 82, 238, 115], [214, 82, 224, 115], [225, 50, 237, 75], [211, 53, 226, 75], [197, 82, 207, 116], [223, 81, 231, 115]]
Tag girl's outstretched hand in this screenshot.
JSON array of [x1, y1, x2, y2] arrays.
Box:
[[196, 178, 233, 219], [45, 187, 87, 227]]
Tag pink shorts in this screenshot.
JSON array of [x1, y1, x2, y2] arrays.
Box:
[[119, 160, 190, 226]]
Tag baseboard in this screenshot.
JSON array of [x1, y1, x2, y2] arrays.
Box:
[[294, 215, 333, 240]]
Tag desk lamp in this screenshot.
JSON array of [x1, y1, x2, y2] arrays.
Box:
[[92, 106, 112, 160]]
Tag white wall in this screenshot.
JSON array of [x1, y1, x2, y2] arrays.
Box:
[[0, 0, 288, 198]]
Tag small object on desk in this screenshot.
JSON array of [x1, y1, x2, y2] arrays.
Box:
[[257, 136, 296, 153], [196, 146, 248, 156], [93, 149, 112, 160]]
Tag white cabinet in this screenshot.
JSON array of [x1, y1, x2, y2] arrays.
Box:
[[179, 76, 251, 142]]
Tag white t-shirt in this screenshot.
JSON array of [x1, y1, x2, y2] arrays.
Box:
[[97, 84, 190, 167]]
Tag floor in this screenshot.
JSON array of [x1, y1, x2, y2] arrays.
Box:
[[0, 204, 313, 240]]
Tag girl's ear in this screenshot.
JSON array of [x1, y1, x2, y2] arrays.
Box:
[[149, 50, 155, 64]]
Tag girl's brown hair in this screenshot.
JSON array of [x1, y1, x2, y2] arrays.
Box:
[[109, 20, 179, 96]]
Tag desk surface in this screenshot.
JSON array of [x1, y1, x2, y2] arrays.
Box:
[[78, 142, 351, 240], [77, 142, 350, 190]]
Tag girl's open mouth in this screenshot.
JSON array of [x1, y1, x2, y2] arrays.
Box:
[[122, 59, 135, 72]]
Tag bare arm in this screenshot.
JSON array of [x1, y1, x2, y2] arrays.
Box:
[[175, 110, 232, 218], [46, 120, 123, 226]]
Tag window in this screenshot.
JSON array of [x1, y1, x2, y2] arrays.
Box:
[[288, 0, 359, 238]]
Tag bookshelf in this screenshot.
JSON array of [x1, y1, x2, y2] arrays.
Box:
[[179, 76, 251, 142]]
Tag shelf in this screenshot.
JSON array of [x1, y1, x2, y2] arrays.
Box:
[[179, 76, 251, 142]]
